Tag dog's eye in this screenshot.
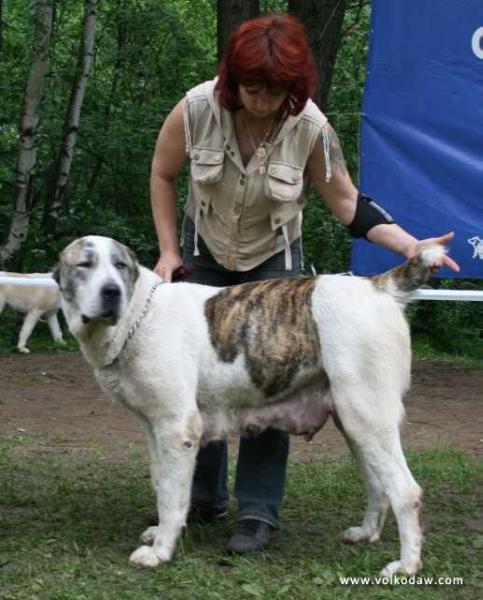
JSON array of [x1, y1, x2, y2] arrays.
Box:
[[77, 261, 92, 269], [115, 261, 128, 270]]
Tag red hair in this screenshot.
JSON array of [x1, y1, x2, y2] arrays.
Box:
[[215, 14, 318, 117]]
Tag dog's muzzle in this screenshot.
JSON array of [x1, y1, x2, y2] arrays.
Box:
[[101, 282, 121, 317], [81, 282, 122, 324]]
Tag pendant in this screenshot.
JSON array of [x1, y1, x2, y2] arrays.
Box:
[[255, 145, 267, 158], [258, 165, 266, 175]]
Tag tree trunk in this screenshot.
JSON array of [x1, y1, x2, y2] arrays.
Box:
[[43, 0, 97, 237], [217, 0, 260, 61], [0, 0, 54, 267], [288, 0, 347, 111]]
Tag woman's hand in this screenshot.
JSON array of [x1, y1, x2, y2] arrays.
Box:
[[153, 251, 184, 282], [405, 231, 460, 272]]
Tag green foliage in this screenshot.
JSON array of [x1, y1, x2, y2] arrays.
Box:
[[408, 280, 483, 360], [1, 0, 217, 267]]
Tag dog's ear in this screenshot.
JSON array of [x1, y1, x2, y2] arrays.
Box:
[[127, 247, 139, 266], [127, 248, 140, 283]]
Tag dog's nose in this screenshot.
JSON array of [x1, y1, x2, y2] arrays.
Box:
[[101, 282, 121, 300]]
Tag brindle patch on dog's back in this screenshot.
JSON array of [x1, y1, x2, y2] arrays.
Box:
[[205, 278, 321, 397]]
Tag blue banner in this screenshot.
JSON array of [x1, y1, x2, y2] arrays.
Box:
[[351, 0, 483, 278]]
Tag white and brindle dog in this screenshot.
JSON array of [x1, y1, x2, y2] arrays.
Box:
[[0, 271, 65, 353], [54, 235, 444, 575]]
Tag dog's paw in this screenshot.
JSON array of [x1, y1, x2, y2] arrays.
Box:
[[129, 544, 173, 568], [380, 559, 421, 577], [140, 526, 160, 544], [17, 346, 30, 354], [129, 545, 160, 568], [343, 526, 379, 543]]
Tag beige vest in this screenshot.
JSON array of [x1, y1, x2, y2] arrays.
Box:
[[184, 79, 331, 271]]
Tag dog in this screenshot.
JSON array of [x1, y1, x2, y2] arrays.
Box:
[[54, 235, 445, 575], [0, 271, 65, 353]]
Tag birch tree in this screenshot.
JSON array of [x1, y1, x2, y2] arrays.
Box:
[[43, 0, 97, 236], [0, 0, 54, 266]]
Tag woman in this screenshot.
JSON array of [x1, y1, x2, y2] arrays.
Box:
[[150, 14, 458, 554]]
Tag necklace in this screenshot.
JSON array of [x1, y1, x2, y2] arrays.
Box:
[[244, 114, 278, 173], [245, 115, 277, 159]]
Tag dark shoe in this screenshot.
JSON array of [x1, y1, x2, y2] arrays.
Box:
[[226, 519, 274, 554], [188, 506, 228, 524]]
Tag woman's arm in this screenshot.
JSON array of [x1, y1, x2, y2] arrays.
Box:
[[306, 123, 459, 271], [150, 98, 189, 281]]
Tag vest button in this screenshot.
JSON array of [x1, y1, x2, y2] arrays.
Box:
[[292, 175, 299, 182], [193, 153, 200, 161], [274, 217, 281, 224]]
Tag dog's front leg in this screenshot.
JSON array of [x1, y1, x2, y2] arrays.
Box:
[[130, 414, 201, 568]]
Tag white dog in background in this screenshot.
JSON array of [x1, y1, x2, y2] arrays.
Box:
[[55, 235, 446, 576], [0, 271, 65, 353]]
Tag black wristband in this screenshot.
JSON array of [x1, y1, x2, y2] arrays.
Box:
[[348, 193, 395, 239]]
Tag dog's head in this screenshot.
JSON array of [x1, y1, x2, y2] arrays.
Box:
[[53, 236, 139, 328]]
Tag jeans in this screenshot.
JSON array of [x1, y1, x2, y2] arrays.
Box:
[[182, 217, 302, 527]]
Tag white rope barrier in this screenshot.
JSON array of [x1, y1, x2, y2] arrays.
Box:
[[0, 277, 58, 288], [410, 289, 483, 302], [1, 276, 482, 301]]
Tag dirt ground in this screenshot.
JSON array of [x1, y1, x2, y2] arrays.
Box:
[[0, 352, 482, 461]]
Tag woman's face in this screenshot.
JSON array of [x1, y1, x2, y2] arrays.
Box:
[[238, 84, 288, 119]]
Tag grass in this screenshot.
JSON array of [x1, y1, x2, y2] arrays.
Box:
[[0, 436, 481, 600], [412, 336, 483, 368]]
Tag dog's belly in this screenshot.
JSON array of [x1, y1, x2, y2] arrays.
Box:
[[200, 370, 332, 444], [238, 388, 331, 439]]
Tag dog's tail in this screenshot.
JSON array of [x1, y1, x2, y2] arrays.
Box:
[[371, 244, 445, 308]]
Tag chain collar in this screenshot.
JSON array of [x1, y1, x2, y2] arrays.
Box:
[[103, 279, 164, 368]]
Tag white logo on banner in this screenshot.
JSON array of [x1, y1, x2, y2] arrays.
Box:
[[468, 236, 483, 259], [472, 27, 483, 59]]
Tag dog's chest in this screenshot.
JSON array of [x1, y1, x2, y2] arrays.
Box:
[[95, 367, 122, 397]]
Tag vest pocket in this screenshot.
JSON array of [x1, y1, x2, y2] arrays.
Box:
[[190, 147, 224, 184], [265, 162, 304, 202]]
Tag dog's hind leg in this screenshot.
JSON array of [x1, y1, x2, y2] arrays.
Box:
[[17, 309, 42, 353], [130, 409, 203, 568], [333, 412, 389, 543], [46, 312, 65, 345], [331, 386, 422, 577]]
